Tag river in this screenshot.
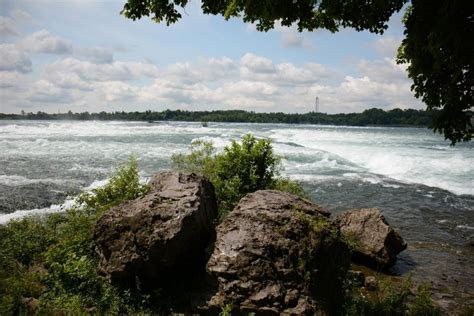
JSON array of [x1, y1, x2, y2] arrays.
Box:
[[0, 120, 472, 310]]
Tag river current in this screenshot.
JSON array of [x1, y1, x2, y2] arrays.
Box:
[[0, 120, 473, 309]]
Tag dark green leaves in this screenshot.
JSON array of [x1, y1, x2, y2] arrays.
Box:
[[122, 0, 406, 33], [397, 0, 473, 144]]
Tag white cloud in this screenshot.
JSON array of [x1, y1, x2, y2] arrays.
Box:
[[240, 53, 275, 74], [45, 71, 93, 91], [372, 37, 402, 57], [0, 44, 32, 73], [357, 58, 408, 83], [0, 10, 33, 37], [0, 16, 19, 36], [0, 71, 29, 89], [1, 50, 422, 113], [19, 30, 73, 54], [99, 81, 139, 102], [76, 47, 114, 64], [247, 21, 314, 50], [276, 24, 314, 50], [305, 74, 419, 112], [282, 31, 303, 48], [28, 79, 75, 103], [10, 9, 33, 22], [165, 57, 237, 83], [45, 58, 159, 82]]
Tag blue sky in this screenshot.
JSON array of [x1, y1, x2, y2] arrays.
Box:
[[0, 0, 422, 114]]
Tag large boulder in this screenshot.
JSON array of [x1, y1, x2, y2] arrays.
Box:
[[334, 208, 407, 269], [205, 190, 350, 315], [93, 171, 218, 285]]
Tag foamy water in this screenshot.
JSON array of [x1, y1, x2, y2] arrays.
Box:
[[1, 120, 472, 221]]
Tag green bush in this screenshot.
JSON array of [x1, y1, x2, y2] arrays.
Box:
[[172, 134, 307, 216], [171, 139, 216, 179], [76, 157, 149, 216]]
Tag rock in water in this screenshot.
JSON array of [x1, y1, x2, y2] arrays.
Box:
[[93, 171, 218, 285], [205, 190, 350, 315], [335, 208, 407, 269]]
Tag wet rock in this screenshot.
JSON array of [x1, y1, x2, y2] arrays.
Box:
[[335, 208, 407, 269], [93, 171, 218, 285], [205, 190, 350, 315]]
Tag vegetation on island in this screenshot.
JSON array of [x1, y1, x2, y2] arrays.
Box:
[[121, 0, 473, 144], [0, 137, 441, 314], [1, 108, 437, 127]]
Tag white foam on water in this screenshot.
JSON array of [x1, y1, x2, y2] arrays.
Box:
[[381, 183, 401, 189], [84, 179, 110, 190], [267, 126, 474, 195], [0, 199, 76, 225], [286, 174, 343, 182], [0, 176, 150, 225], [456, 225, 474, 230], [0, 175, 76, 186], [1, 121, 473, 197], [0, 121, 210, 138], [342, 172, 384, 184]]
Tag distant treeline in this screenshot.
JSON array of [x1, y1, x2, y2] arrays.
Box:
[[0, 108, 436, 127]]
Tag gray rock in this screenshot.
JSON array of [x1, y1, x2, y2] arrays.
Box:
[[205, 190, 350, 315], [93, 171, 218, 285], [335, 208, 407, 269]]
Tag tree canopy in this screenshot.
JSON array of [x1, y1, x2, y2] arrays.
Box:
[[397, 0, 473, 144], [121, 0, 473, 144]]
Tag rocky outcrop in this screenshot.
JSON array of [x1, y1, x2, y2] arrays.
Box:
[[335, 208, 407, 269], [205, 190, 350, 315], [93, 171, 218, 285]]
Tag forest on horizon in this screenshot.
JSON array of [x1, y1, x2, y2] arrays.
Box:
[[0, 108, 437, 127]]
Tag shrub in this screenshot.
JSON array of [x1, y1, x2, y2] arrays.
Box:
[[76, 157, 149, 216], [171, 139, 216, 179], [172, 134, 307, 216]]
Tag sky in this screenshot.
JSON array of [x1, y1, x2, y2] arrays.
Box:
[[0, 0, 423, 114]]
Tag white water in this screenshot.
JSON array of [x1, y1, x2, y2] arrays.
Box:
[[0, 120, 473, 225], [0, 120, 473, 194]]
